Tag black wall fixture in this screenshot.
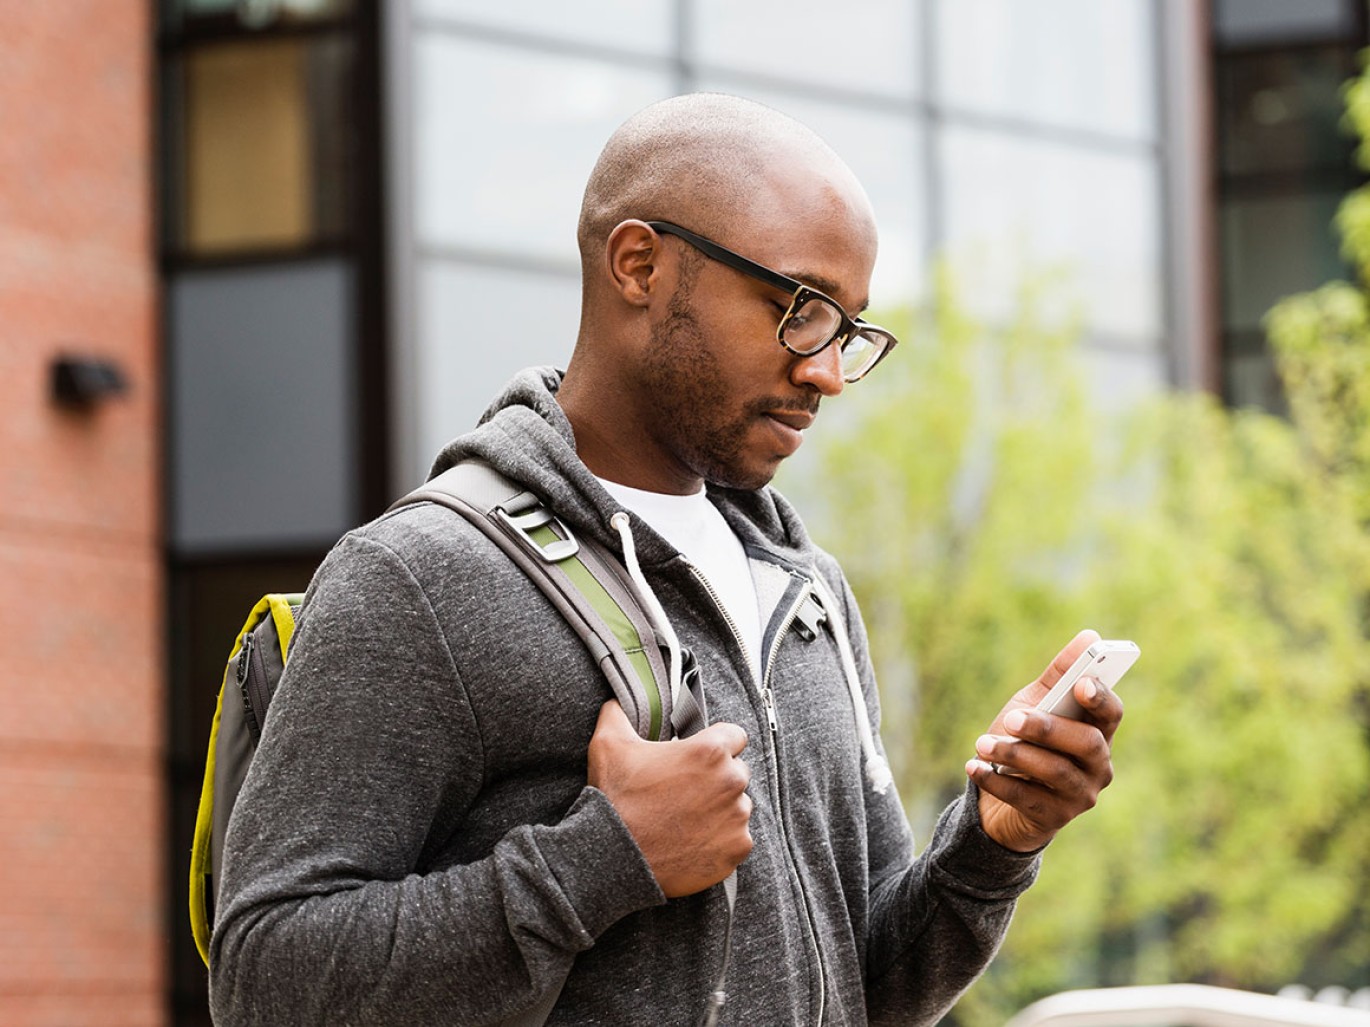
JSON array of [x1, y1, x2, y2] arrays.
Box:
[[51, 353, 130, 409]]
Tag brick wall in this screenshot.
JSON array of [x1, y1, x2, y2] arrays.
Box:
[[0, 2, 163, 1025]]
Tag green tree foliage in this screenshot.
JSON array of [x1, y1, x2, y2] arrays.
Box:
[[795, 254, 1370, 1021]]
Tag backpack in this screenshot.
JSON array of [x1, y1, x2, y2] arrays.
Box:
[[187, 461, 731, 1024]]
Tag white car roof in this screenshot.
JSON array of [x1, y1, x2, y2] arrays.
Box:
[[1004, 984, 1370, 1027]]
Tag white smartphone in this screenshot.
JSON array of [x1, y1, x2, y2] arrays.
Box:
[[1035, 639, 1140, 721]]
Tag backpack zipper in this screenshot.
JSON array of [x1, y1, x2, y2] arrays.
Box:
[[687, 563, 828, 1025], [236, 632, 265, 744]]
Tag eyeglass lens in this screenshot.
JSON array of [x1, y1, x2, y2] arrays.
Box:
[[781, 296, 886, 379]]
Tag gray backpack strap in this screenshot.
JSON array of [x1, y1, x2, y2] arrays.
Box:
[[391, 461, 675, 740], [389, 462, 726, 1027]]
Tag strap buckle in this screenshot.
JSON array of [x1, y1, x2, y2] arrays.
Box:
[[494, 492, 580, 562]]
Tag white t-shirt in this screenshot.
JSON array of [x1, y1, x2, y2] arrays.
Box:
[[597, 477, 763, 683]]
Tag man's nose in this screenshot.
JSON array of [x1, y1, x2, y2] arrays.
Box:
[[791, 341, 846, 397]]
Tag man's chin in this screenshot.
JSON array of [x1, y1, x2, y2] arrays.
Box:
[[703, 456, 783, 492]]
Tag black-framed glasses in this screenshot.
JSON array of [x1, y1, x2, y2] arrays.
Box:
[[647, 220, 898, 382]]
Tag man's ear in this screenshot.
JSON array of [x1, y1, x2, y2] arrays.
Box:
[[605, 220, 661, 308]]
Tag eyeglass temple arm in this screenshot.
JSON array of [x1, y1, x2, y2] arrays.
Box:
[[645, 221, 803, 296]]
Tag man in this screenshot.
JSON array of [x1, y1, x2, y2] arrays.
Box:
[[209, 93, 1122, 1026]]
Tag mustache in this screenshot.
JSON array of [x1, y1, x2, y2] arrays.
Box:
[[747, 395, 822, 418]]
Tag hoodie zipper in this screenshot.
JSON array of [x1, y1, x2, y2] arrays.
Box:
[[687, 563, 828, 1025]]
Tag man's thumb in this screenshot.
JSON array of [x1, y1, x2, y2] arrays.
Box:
[[593, 699, 639, 740]]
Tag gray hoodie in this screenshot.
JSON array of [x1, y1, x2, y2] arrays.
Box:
[[209, 368, 1041, 1026]]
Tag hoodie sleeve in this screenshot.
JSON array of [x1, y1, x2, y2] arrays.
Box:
[[208, 532, 665, 1027], [819, 563, 1041, 1027]]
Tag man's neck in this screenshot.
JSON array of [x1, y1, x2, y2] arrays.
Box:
[[556, 374, 703, 496]]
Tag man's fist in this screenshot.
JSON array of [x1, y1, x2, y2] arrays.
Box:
[[587, 701, 753, 897]]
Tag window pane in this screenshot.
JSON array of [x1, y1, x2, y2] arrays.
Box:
[[413, 36, 672, 264], [174, 35, 352, 254], [695, 79, 926, 309], [1216, 47, 1360, 179], [413, 0, 673, 56], [1226, 344, 1285, 411], [692, 0, 920, 98], [169, 260, 358, 554], [1082, 346, 1168, 411], [1220, 193, 1347, 333], [1213, 0, 1357, 47], [412, 262, 581, 486], [936, 0, 1157, 141], [938, 125, 1163, 341]]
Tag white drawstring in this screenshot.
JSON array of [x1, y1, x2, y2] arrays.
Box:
[[810, 575, 894, 795], [609, 513, 734, 1027], [610, 512, 685, 711], [610, 510, 890, 795]]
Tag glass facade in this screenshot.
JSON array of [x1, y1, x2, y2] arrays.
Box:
[[390, 0, 1173, 489], [1210, 0, 1368, 409], [157, 5, 386, 1022]]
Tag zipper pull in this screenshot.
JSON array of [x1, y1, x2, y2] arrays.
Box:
[[236, 633, 254, 687], [761, 686, 779, 734]]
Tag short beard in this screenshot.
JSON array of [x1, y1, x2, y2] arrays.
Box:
[[641, 256, 817, 491]]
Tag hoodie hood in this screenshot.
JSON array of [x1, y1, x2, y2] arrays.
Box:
[[427, 366, 820, 570]]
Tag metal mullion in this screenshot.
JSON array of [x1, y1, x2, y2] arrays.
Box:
[[697, 63, 925, 119], [920, 0, 943, 279], [1154, 0, 1183, 391], [159, 238, 354, 275], [416, 242, 581, 281], [674, 0, 693, 94], [1218, 169, 1364, 198], [1084, 330, 1175, 356], [158, 11, 357, 51], [351, 0, 391, 520], [1213, 34, 1366, 59], [935, 105, 1163, 160]]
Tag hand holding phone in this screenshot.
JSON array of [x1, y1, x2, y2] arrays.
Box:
[[969, 631, 1130, 852], [1034, 639, 1139, 720]]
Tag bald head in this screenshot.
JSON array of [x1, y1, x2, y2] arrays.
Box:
[[560, 94, 883, 493], [577, 93, 874, 269]]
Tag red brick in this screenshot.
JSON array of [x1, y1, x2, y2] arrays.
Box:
[[0, 2, 163, 1025], [0, 1, 153, 254], [0, 993, 163, 1027], [0, 750, 163, 994], [0, 536, 161, 752]]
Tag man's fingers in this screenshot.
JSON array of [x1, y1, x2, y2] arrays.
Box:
[[1074, 676, 1125, 739], [974, 731, 1103, 794], [697, 720, 748, 758], [1000, 707, 1113, 768], [595, 701, 749, 760]]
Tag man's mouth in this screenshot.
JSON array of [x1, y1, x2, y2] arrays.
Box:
[[763, 410, 816, 433], [758, 408, 817, 457]]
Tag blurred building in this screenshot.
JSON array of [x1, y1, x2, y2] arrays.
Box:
[[0, 2, 163, 1025], [2, 1, 1365, 1024]]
